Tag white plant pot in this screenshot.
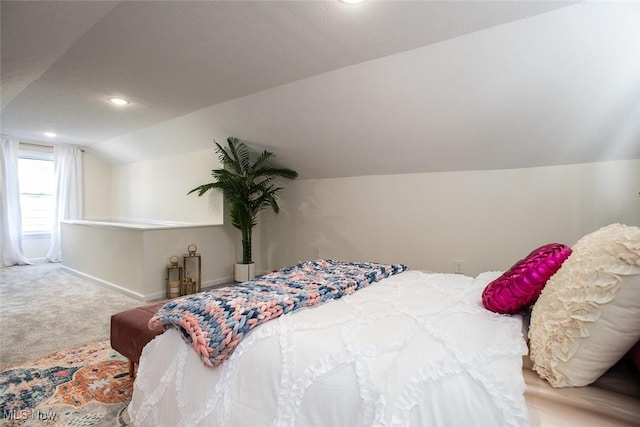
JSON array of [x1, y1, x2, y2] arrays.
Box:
[[234, 262, 256, 282]]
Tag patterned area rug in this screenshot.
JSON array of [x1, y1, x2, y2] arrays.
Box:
[[0, 340, 132, 426]]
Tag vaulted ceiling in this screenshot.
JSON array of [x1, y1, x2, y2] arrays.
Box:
[[2, 1, 639, 178]]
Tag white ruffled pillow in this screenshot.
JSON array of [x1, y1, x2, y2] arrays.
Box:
[[528, 223, 640, 387]]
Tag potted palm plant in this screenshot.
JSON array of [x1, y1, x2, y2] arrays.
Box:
[[188, 137, 298, 282]]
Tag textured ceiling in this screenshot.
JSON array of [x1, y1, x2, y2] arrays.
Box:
[[2, 1, 639, 179], [2, 1, 571, 145]]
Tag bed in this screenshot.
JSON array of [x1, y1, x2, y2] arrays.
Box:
[[128, 225, 640, 426]]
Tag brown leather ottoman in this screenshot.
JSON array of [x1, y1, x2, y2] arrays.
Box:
[[110, 302, 166, 378]]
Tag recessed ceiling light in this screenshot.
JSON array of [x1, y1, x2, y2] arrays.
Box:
[[44, 132, 57, 138], [340, 0, 366, 4], [108, 97, 130, 106]]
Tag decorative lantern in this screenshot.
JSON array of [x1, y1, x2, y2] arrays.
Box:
[[166, 256, 182, 299], [182, 244, 201, 295]]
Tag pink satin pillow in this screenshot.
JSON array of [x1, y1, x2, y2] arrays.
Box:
[[482, 243, 572, 314]]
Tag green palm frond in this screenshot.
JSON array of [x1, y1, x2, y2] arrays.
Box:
[[188, 137, 297, 264], [187, 182, 221, 196], [250, 150, 274, 173], [227, 137, 251, 175], [254, 167, 298, 180], [214, 142, 236, 172]]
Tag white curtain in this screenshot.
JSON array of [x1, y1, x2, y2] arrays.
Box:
[[46, 145, 83, 262], [0, 138, 31, 266]]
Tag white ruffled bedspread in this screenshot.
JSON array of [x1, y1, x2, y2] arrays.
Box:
[[128, 271, 529, 427]]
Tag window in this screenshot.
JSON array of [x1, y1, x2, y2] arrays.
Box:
[[18, 154, 55, 235]]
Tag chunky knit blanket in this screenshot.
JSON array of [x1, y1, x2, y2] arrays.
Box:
[[149, 259, 407, 367]]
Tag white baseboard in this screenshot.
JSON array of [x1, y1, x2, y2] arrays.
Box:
[[61, 266, 233, 302], [62, 266, 148, 300], [145, 276, 235, 301], [203, 276, 234, 288]]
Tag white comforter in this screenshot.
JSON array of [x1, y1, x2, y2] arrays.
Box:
[[129, 271, 529, 426]]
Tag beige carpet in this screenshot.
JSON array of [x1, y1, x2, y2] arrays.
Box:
[[0, 262, 143, 368]]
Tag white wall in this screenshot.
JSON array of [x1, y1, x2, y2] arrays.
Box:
[[260, 160, 640, 276], [60, 147, 250, 297], [22, 237, 49, 261], [110, 148, 224, 224], [141, 226, 237, 297], [82, 150, 112, 219], [62, 221, 237, 300], [76, 150, 638, 287], [62, 222, 144, 295]]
